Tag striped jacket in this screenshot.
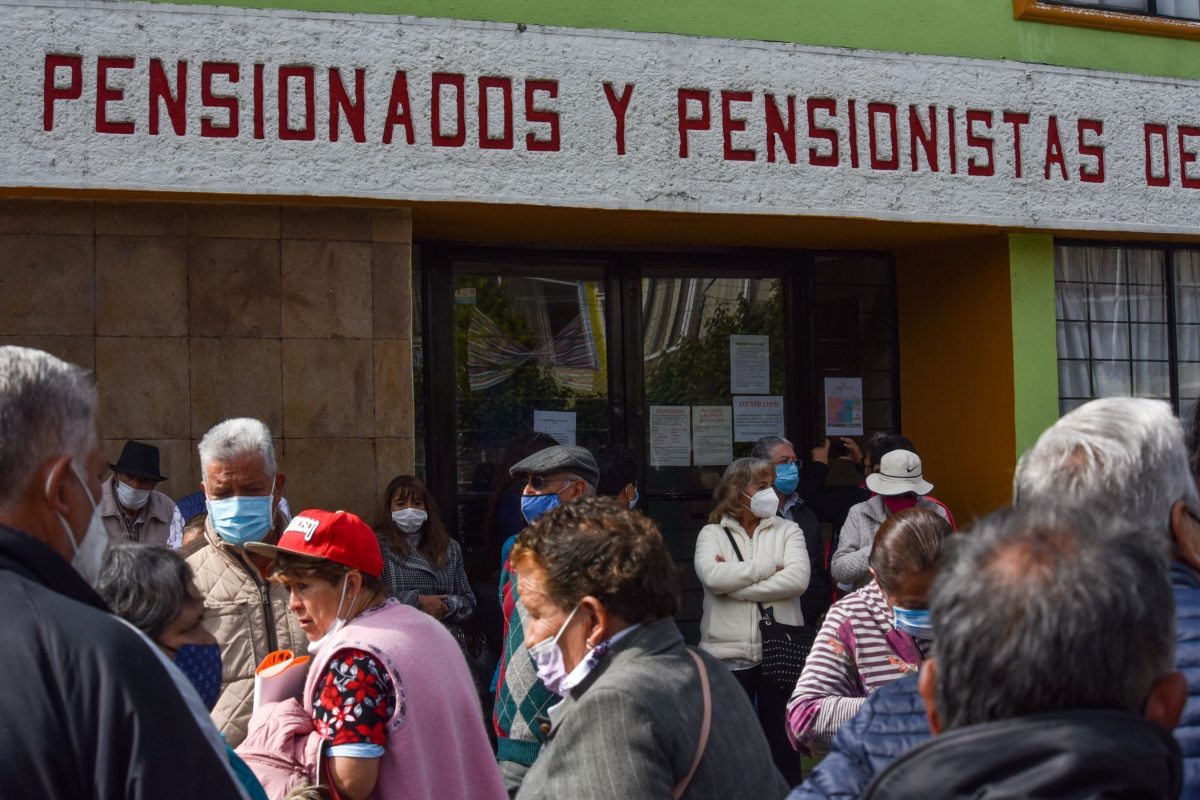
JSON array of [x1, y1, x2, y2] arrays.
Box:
[[786, 581, 929, 754]]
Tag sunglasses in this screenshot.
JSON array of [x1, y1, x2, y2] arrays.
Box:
[[525, 474, 574, 491]]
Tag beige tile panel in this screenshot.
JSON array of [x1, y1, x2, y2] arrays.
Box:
[[374, 437, 416, 507], [282, 438, 377, 521], [0, 198, 94, 235], [281, 240, 372, 339], [282, 338, 374, 438], [0, 234, 94, 336], [96, 236, 188, 337], [190, 203, 281, 240], [374, 339, 413, 439], [188, 238, 281, 338], [371, 243, 412, 341], [0, 336, 95, 371], [96, 201, 188, 237], [103, 437, 195, 503], [370, 208, 412, 244], [280, 205, 372, 242], [189, 337, 283, 439], [95, 336, 190, 439]]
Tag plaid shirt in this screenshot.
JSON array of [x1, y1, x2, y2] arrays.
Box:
[[377, 533, 476, 641]]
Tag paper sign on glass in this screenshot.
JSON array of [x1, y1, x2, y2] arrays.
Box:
[[730, 335, 770, 395], [533, 409, 577, 446], [692, 406, 733, 466], [649, 406, 692, 467], [825, 378, 864, 436], [733, 396, 785, 442]]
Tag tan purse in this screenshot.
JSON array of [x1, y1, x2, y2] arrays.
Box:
[[672, 649, 713, 799]]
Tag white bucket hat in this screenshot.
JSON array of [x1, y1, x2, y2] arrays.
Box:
[[865, 449, 934, 496]]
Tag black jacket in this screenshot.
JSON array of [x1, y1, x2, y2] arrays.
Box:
[[0, 524, 242, 799], [863, 708, 1182, 800]]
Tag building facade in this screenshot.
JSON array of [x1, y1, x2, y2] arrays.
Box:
[[2, 0, 1198, 632]]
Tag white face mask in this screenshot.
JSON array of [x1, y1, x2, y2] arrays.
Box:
[[116, 479, 151, 511], [307, 574, 356, 654], [744, 487, 780, 519], [528, 603, 581, 697], [391, 508, 427, 534], [46, 462, 109, 586]]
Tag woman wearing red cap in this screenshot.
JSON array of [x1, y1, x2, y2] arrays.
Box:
[[241, 509, 506, 800]]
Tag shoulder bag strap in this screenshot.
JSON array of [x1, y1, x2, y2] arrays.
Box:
[[721, 527, 772, 624], [673, 649, 712, 800]]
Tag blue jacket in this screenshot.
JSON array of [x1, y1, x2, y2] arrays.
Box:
[[790, 560, 1200, 800], [787, 675, 928, 800], [1174, 561, 1200, 800]]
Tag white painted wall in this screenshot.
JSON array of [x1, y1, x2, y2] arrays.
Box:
[[2, 0, 1199, 233]]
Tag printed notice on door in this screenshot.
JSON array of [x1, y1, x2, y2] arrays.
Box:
[[825, 377, 864, 436], [533, 409, 577, 446], [649, 405, 692, 467], [733, 396, 785, 442], [692, 406, 733, 466], [730, 335, 770, 394]]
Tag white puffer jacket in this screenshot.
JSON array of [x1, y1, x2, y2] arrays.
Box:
[[694, 514, 811, 664]]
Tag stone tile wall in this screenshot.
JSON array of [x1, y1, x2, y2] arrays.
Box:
[[0, 197, 414, 521]]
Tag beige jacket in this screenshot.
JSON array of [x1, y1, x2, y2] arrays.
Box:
[[99, 477, 175, 546], [186, 523, 308, 747]]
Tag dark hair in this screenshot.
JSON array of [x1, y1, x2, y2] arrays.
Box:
[[932, 505, 1174, 730], [376, 474, 450, 568], [510, 497, 679, 623], [869, 434, 916, 467], [868, 508, 950, 594], [95, 543, 193, 642], [595, 444, 637, 497], [269, 551, 383, 594]]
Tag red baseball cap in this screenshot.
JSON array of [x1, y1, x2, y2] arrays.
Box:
[[245, 508, 383, 578]]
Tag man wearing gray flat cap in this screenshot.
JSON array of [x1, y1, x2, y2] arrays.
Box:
[[495, 443, 599, 797]]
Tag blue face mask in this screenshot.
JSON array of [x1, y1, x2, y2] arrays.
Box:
[[206, 492, 275, 547], [628, 488, 640, 510], [174, 643, 223, 711], [521, 492, 562, 525], [892, 606, 934, 640], [774, 463, 800, 495]]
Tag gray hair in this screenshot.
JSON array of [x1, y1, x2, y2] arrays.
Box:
[[750, 436, 793, 461], [0, 347, 98, 511], [94, 543, 193, 642], [1013, 397, 1197, 541], [932, 505, 1175, 731], [198, 417, 277, 480], [562, 473, 597, 499]]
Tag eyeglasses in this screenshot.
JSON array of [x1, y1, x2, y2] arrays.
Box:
[[525, 474, 574, 492]]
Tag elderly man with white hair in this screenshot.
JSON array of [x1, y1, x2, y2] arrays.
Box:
[[0, 346, 245, 798], [186, 418, 307, 747], [789, 396, 1200, 800]]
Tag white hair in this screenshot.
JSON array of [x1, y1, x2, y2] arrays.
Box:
[[0, 347, 97, 511], [198, 417, 277, 480], [1013, 397, 1198, 539]]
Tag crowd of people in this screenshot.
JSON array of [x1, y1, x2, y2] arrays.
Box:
[[4, 340, 1200, 799]]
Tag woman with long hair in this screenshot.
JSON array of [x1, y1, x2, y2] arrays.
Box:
[[375, 475, 476, 650]]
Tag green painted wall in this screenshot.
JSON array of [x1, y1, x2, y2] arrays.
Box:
[[137, 0, 1200, 81], [1008, 233, 1060, 459]]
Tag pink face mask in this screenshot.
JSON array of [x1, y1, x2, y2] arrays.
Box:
[[883, 494, 920, 514]]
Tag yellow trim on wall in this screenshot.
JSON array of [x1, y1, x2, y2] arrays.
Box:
[[1014, 0, 1200, 41]]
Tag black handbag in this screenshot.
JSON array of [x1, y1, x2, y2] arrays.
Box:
[[722, 527, 817, 691]]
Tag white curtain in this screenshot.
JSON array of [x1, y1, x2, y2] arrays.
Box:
[[1055, 246, 1168, 414], [1158, 0, 1200, 18]]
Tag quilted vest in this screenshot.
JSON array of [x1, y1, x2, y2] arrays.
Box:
[[187, 524, 308, 747], [303, 599, 506, 800]]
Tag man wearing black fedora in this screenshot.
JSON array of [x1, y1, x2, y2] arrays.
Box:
[[99, 441, 179, 547]]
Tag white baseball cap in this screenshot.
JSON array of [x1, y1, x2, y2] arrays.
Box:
[[865, 449, 934, 496]]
